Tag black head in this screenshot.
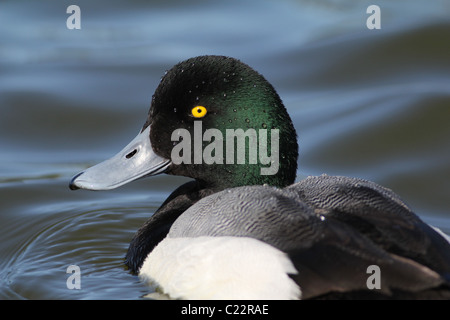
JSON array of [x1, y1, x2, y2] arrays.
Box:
[[145, 55, 298, 189], [70, 56, 298, 191]]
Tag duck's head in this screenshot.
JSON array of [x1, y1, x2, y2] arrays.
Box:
[[70, 56, 298, 191]]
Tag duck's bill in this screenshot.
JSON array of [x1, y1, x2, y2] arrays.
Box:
[[69, 125, 171, 191]]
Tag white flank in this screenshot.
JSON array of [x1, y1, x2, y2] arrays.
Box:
[[139, 236, 301, 300]]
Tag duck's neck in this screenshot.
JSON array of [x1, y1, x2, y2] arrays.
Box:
[[167, 130, 299, 190], [125, 180, 217, 274]]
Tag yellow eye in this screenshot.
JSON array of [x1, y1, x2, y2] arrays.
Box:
[[191, 106, 207, 118]]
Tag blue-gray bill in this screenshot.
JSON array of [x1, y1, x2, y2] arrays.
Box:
[[69, 126, 171, 191]]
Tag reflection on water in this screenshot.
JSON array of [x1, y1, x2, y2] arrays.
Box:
[[0, 0, 449, 299]]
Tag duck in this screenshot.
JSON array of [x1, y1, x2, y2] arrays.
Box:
[[70, 55, 450, 299]]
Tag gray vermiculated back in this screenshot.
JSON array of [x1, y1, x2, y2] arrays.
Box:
[[168, 185, 322, 251]]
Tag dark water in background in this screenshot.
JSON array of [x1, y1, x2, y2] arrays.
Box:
[[0, 0, 449, 299]]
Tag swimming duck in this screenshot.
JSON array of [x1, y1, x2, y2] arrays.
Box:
[[70, 55, 450, 299]]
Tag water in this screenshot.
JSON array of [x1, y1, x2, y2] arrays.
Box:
[[1, 0, 449, 299]]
